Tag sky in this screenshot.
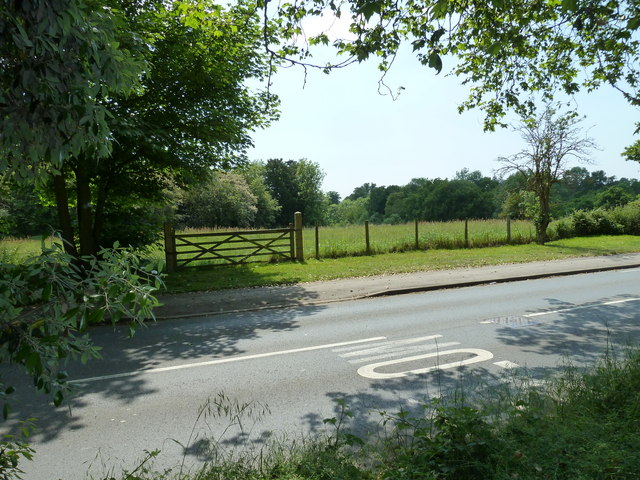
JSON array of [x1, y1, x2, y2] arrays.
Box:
[[247, 46, 640, 200]]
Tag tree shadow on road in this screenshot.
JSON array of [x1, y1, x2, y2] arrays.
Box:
[[0, 282, 326, 449]]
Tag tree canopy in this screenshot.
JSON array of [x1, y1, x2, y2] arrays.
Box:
[[2, 0, 279, 256], [266, 0, 640, 129], [0, 0, 142, 180]]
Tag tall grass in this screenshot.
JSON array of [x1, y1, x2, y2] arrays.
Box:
[[0, 235, 60, 263], [307, 219, 535, 258]]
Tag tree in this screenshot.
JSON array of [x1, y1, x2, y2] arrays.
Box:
[[296, 159, 327, 225], [595, 186, 635, 209], [345, 183, 377, 201], [2, 0, 277, 257], [497, 108, 596, 244], [331, 197, 369, 224], [48, 0, 277, 254], [180, 171, 258, 228], [266, 0, 640, 130], [263, 159, 326, 226], [424, 180, 497, 221], [326, 191, 342, 205], [237, 162, 282, 227], [0, 0, 143, 184]]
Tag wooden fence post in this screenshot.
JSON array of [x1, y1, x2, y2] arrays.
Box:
[[163, 222, 177, 273], [507, 216, 511, 243], [415, 219, 419, 249], [464, 219, 469, 248], [294, 212, 304, 261], [365, 220, 371, 255], [315, 223, 320, 260], [289, 223, 295, 260]]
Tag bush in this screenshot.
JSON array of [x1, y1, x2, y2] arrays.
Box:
[[611, 200, 640, 235], [570, 209, 623, 236], [548, 217, 575, 240]]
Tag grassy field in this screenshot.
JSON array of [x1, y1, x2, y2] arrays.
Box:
[[1, 220, 532, 266], [2, 233, 639, 294], [161, 219, 536, 267], [162, 235, 640, 293], [304, 219, 535, 258]]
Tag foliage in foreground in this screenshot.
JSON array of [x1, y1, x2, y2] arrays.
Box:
[[88, 346, 640, 480], [0, 242, 162, 479]]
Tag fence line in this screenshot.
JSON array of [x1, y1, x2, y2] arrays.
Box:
[[310, 218, 533, 260]]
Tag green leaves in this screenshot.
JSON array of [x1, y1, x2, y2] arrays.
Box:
[[357, 0, 385, 20], [1, 0, 144, 183], [0, 242, 163, 416], [428, 52, 443, 73], [561, 0, 579, 12]]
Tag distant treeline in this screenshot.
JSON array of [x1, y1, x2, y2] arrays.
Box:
[[1, 160, 639, 248], [330, 167, 640, 226]]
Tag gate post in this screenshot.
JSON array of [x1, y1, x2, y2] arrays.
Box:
[[294, 212, 304, 261], [163, 222, 177, 273]]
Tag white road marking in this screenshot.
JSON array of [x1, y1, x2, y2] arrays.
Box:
[[336, 335, 443, 357], [331, 335, 442, 353], [523, 297, 640, 318], [494, 360, 520, 369], [357, 348, 494, 379], [71, 336, 387, 384], [347, 342, 461, 364]]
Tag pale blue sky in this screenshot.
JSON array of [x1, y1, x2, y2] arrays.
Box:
[[248, 47, 640, 199]]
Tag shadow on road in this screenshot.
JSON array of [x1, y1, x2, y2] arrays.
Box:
[[0, 282, 326, 447]]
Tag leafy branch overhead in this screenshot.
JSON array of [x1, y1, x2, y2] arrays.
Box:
[[264, 0, 640, 128]]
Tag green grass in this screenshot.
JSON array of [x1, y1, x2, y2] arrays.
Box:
[[162, 235, 640, 293], [3, 232, 639, 294], [305, 219, 535, 258]]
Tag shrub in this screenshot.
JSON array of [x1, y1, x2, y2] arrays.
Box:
[[611, 200, 640, 235], [548, 217, 575, 240], [570, 209, 623, 236]]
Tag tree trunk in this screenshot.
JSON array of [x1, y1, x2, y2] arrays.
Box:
[[52, 173, 79, 257], [75, 164, 96, 257], [536, 189, 551, 244]]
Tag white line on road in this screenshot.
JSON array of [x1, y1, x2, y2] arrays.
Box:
[[523, 297, 640, 318], [335, 335, 443, 357], [357, 348, 494, 379], [71, 336, 387, 384], [347, 342, 461, 364]]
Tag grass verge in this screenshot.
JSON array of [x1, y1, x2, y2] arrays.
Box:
[[164, 235, 640, 293]]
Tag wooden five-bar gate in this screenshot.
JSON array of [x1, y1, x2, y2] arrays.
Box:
[[164, 212, 304, 272]]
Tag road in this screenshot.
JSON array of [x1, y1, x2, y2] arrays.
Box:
[[4, 268, 640, 480]]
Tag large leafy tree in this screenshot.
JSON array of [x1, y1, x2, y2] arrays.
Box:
[[0, 0, 143, 183], [180, 171, 259, 228], [48, 0, 278, 256]]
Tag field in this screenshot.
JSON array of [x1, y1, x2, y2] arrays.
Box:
[[306, 219, 534, 258], [1, 219, 534, 267], [161, 219, 536, 267]]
